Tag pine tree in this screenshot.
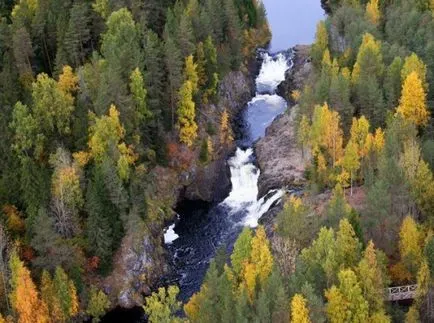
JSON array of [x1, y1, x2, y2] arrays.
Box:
[[64, 2, 91, 67], [204, 36, 218, 87], [384, 57, 403, 110], [396, 72, 430, 127], [177, 13, 195, 58], [85, 166, 115, 271], [101, 8, 142, 80], [328, 69, 354, 135], [129, 68, 152, 136], [352, 33, 385, 127], [143, 30, 165, 123], [164, 32, 183, 128], [223, 0, 243, 69], [195, 42, 207, 88]]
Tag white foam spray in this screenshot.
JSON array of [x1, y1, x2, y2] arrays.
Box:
[[256, 53, 290, 94]]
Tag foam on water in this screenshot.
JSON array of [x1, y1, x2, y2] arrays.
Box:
[[163, 51, 291, 301], [164, 223, 179, 244], [223, 148, 259, 208], [256, 53, 290, 94]]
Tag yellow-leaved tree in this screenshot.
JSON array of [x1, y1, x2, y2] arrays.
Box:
[[9, 251, 49, 323], [311, 21, 328, 67], [366, 0, 381, 25], [87, 105, 138, 180], [184, 55, 199, 95], [401, 53, 427, 90], [177, 80, 198, 147], [297, 115, 311, 159], [341, 140, 360, 196], [220, 109, 233, 146], [310, 103, 343, 167], [356, 241, 388, 313], [351, 33, 383, 84], [325, 269, 369, 323], [250, 226, 273, 284], [396, 71, 430, 127], [290, 294, 311, 323]]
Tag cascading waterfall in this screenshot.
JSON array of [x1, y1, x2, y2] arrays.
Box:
[[163, 51, 291, 300]]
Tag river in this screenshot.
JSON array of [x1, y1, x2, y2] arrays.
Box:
[[163, 52, 290, 302], [102, 1, 323, 322]]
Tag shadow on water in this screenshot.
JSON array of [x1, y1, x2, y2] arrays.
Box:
[[163, 51, 292, 303], [100, 306, 145, 323], [102, 50, 292, 322]]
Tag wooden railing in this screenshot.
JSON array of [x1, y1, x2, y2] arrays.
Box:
[[386, 284, 418, 301]]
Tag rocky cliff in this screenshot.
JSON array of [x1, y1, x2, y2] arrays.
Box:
[[183, 71, 255, 203], [255, 45, 312, 197], [103, 69, 255, 308]]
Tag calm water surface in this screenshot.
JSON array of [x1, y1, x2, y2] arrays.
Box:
[[262, 0, 325, 52]]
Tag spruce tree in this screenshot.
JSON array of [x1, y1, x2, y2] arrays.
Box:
[[143, 30, 165, 125], [64, 2, 91, 67], [85, 166, 115, 271], [164, 32, 183, 128]]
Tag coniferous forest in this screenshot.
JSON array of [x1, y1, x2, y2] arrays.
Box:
[[1, 0, 434, 322]]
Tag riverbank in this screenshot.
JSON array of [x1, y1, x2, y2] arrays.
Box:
[[255, 45, 311, 198], [102, 60, 259, 310]]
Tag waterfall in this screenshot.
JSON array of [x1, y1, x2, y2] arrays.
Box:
[[256, 53, 290, 94], [221, 52, 290, 228], [163, 51, 291, 301]]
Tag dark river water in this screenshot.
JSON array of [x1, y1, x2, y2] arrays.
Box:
[[102, 2, 324, 322]]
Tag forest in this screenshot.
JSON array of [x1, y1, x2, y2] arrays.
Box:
[[1, 0, 434, 322], [140, 0, 434, 322], [0, 0, 271, 321]]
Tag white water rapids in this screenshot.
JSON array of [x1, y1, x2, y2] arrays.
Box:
[[221, 52, 289, 228], [165, 52, 290, 242], [163, 52, 291, 300]]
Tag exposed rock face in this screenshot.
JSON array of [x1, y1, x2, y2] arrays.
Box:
[[107, 233, 161, 308], [183, 71, 255, 203], [103, 70, 256, 309], [255, 106, 306, 197], [219, 70, 255, 115], [256, 45, 312, 197], [277, 45, 312, 101]]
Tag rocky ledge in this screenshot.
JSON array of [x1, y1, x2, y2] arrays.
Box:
[[255, 45, 312, 197], [183, 70, 255, 203]]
